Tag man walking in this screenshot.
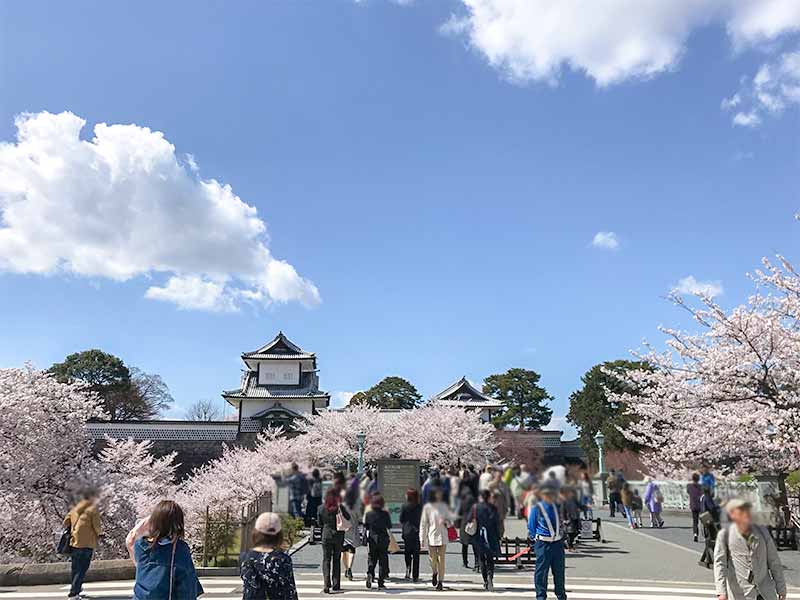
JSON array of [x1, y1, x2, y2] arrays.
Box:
[[287, 463, 307, 519], [687, 473, 703, 542], [606, 469, 620, 518], [63, 489, 102, 600], [714, 499, 786, 600], [528, 483, 567, 600]]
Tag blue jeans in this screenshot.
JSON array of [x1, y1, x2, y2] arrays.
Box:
[[289, 497, 304, 518], [69, 547, 93, 596], [533, 540, 566, 600], [624, 506, 636, 527]]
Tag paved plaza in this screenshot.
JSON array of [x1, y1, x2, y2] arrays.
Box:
[[4, 515, 798, 599]]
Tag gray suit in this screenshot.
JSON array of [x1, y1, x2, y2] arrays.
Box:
[[714, 524, 786, 600]]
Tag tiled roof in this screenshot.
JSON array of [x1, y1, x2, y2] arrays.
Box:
[[242, 352, 315, 360], [430, 376, 503, 407], [250, 402, 305, 420], [222, 370, 329, 399], [242, 331, 314, 359]]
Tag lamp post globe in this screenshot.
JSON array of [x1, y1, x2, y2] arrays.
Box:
[[593, 431, 608, 505], [594, 431, 606, 474]]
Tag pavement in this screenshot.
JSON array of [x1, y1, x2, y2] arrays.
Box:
[[3, 515, 798, 599]]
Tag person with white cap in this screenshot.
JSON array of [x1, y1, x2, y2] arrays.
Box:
[[714, 499, 786, 600], [240, 512, 298, 600]]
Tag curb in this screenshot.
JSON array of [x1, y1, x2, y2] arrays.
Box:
[[289, 534, 310, 556], [0, 534, 313, 587], [0, 559, 134, 587]]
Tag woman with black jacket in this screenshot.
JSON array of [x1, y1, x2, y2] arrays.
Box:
[[317, 488, 350, 593], [457, 488, 479, 571], [363, 493, 392, 589], [475, 490, 501, 591], [399, 488, 422, 582]]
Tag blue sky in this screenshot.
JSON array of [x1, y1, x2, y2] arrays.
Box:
[[1, 1, 798, 434]]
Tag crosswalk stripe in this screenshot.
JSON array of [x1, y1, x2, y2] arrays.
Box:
[[16, 575, 800, 600]]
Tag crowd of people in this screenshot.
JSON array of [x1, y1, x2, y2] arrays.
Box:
[[58, 461, 788, 600]]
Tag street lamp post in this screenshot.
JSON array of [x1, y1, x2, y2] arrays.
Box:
[[594, 431, 607, 505], [356, 431, 367, 476]]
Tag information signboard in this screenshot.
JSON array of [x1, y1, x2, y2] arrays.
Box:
[[376, 459, 421, 524]]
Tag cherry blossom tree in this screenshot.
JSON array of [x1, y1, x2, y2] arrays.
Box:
[[609, 256, 800, 476], [95, 438, 177, 557], [396, 404, 498, 466], [0, 367, 177, 561], [0, 366, 103, 560]]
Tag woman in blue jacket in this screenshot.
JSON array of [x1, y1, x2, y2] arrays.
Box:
[[133, 500, 204, 600]]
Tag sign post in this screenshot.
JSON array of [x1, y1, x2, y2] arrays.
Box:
[[376, 459, 420, 524]]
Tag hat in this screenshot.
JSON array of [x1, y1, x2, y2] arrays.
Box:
[[254, 512, 282, 535], [724, 498, 751, 513]]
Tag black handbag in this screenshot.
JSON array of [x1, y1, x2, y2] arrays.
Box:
[[57, 525, 73, 555]]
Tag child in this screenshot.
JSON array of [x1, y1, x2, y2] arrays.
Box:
[[631, 490, 644, 528]]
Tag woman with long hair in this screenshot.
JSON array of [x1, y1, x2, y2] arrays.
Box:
[[133, 500, 203, 600], [363, 493, 392, 589], [240, 512, 298, 600], [317, 487, 349, 593], [399, 488, 422, 582]]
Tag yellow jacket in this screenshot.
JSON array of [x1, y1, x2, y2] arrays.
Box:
[[63, 500, 102, 549]]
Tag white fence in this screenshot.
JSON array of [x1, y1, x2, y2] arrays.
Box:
[[623, 479, 783, 523]]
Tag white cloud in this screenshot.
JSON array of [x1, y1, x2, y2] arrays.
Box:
[[592, 231, 620, 250], [332, 391, 356, 408], [723, 48, 800, 127], [732, 111, 762, 127], [144, 275, 237, 312], [673, 275, 724, 298], [0, 111, 321, 311], [440, 1, 800, 86]]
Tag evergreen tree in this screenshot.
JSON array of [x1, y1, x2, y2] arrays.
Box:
[[483, 368, 553, 430]]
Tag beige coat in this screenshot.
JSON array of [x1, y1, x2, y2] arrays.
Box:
[[714, 524, 786, 600], [63, 500, 102, 549], [419, 502, 453, 548]]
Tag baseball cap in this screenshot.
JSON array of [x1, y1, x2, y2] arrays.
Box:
[[254, 512, 282, 535]]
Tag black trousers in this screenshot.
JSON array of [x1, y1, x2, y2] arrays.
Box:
[[367, 541, 389, 584], [404, 547, 420, 580], [69, 547, 93, 596], [609, 493, 620, 517], [478, 548, 494, 582], [322, 540, 343, 590], [691, 511, 700, 536], [461, 542, 478, 566]]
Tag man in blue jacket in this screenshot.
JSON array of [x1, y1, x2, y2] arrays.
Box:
[[528, 483, 567, 600]]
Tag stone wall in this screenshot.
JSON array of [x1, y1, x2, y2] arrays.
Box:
[[492, 430, 586, 470], [93, 438, 234, 480]]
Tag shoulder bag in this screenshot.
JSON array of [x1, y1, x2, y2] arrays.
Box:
[[464, 505, 478, 536]]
